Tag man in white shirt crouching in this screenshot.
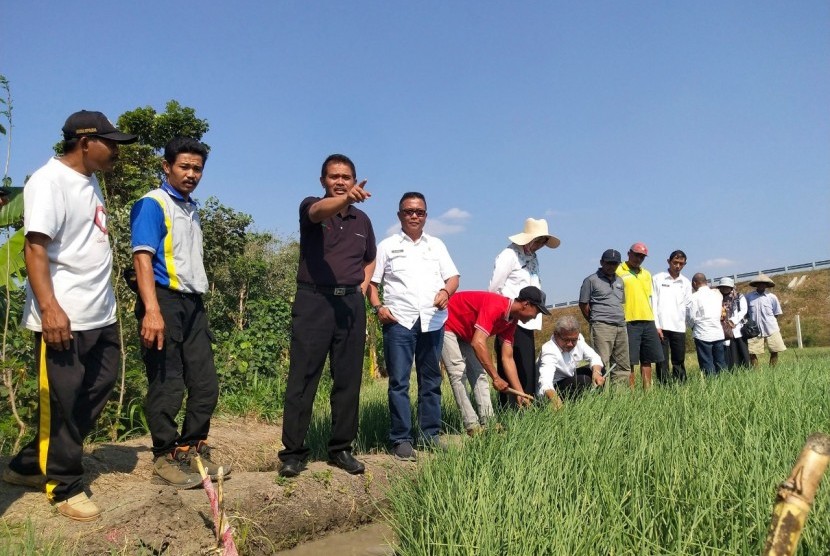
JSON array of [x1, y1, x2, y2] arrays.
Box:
[[537, 315, 605, 408]]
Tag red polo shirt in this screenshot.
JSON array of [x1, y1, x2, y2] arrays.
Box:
[[445, 291, 517, 345]]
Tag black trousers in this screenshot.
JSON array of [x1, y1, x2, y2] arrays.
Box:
[[10, 325, 119, 502], [655, 330, 687, 383], [725, 336, 751, 369], [556, 367, 594, 399], [279, 288, 366, 462], [495, 326, 537, 408], [138, 286, 218, 457]]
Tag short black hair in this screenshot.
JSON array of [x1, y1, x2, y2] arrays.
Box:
[[398, 191, 427, 211], [668, 250, 687, 261], [163, 137, 209, 166], [321, 154, 356, 179]]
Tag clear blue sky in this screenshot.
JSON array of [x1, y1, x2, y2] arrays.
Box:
[[3, 1, 828, 303]]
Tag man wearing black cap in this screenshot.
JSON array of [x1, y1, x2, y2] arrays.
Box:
[[2, 111, 136, 521], [578, 249, 631, 385], [441, 286, 547, 435]]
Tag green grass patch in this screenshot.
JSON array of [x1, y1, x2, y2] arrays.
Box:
[[386, 351, 830, 555]]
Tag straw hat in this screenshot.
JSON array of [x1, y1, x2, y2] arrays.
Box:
[[508, 218, 560, 248], [749, 273, 775, 287]]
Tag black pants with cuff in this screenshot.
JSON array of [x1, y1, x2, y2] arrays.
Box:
[[656, 329, 687, 383], [495, 326, 537, 408], [138, 286, 218, 458], [9, 325, 119, 502], [279, 287, 366, 462]]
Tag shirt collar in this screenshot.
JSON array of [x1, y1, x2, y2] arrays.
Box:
[[397, 230, 426, 244], [161, 181, 198, 206]]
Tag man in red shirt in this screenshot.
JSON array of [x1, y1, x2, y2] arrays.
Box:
[[442, 286, 549, 435]]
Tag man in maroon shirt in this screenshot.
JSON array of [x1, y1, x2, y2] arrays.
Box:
[[442, 286, 549, 435], [279, 154, 376, 478]]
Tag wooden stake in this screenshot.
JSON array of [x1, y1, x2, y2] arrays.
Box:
[[505, 387, 534, 401], [763, 432, 830, 556]]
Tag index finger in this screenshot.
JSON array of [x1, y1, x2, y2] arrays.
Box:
[[356, 179, 368, 189]]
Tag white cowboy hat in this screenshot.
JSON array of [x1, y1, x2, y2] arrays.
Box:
[[717, 277, 735, 288], [508, 218, 560, 248]]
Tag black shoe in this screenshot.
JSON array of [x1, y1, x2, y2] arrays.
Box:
[[279, 459, 305, 478], [327, 450, 365, 475]]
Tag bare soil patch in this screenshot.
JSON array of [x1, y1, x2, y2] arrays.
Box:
[[0, 419, 415, 555]]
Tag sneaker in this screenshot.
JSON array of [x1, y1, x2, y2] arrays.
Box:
[[392, 441, 417, 462], [188, 441, 232, 479], [153, 448, 202, 489], [419, 437, 448, 452], [55, 492, 100, 522], [2, 467, 47, 490]]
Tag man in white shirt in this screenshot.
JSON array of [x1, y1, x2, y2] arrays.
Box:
[[368, 192, 459, 460], [537, 315, 605, 407], [3, 111, 136, 521], [686, 273, 726, 375], [745, 273, 786, 367], [652, 250, 692, 383]]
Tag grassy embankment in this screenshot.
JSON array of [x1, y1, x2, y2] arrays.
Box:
[[382, 348, 830, 555]]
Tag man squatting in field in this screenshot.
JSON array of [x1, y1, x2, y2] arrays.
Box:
[[130, 137, 231, 488], [369, 192, 459, 461], [441, 287, 549, 435], [536, 315, 605, 407], [279, 154, 376, 478], [3, 111, 136, 521]]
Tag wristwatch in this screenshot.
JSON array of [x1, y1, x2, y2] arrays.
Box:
[[371, 305, 383, 314]]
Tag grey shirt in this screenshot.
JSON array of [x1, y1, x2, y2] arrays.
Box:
[[579, 269, 626, 325]]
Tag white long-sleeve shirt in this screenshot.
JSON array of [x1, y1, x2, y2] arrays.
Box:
[[489, 244, 543, 331], [652, 271, 692, 333], [686, 285, 725, 342], [536, 334, 602, 396]]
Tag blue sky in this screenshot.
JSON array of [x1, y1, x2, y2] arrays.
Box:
[[2, 1, 828, 303]]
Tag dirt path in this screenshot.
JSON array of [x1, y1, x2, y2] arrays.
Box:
[[0, 419, 414, 555]]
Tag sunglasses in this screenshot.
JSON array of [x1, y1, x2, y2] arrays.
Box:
[[400, 209, 427, 217]]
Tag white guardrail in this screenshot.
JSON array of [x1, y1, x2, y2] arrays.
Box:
[[550, 259, 830, 309]]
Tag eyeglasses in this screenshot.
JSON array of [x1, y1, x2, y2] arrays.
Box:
[[400, 209, 427, 217]]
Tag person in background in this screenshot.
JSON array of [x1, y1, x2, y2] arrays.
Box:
[[616, 243, 664, 388], [687, 273, 726, 375], [368, 192, 459, 460], [745, 273, 786, 367], [537, 315, 605, 407], [717, 277, 751, 369], [488, 218, 559, 407], [652, 250, 692, 383], [578, 249, 630, 386]]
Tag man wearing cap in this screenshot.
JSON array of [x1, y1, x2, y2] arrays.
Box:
[[488, 218, 559, 408], [537, 315, 605, 406], [616, 243, 664, 388], [717, 277, 751, 369], [442, 286, 548, 435], [745, 273, 786, 367], [687, 273, 726, 375], [131, 137, 231, 489], [578, 249, 631, 386], [652, 250, 692, 382], [279, 154, 376, 478], [2, 111, 136, 521], [368, 191, 459, 460]]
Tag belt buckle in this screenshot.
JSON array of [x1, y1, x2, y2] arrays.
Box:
[[333, 287, 346, 296]]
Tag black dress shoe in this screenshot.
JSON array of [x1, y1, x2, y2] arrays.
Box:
[[327, 450, 365, 475], [279, 459, 304, 478]]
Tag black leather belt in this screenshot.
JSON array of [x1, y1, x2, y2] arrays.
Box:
[[297, 283, 360, 296]]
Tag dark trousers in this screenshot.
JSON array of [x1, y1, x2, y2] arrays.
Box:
[[556, 367, 594, 399], [138, 287, 218, 457], [725, 336, 751, 369], [383, 320, 443, 445], [655, 330, 687, 383], [694, 338, 726, 376], [495, 326, 537, 408], [279, 288, 366, 462], [10, 325, 119, 502]]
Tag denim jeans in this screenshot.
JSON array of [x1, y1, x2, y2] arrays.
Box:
[[383, 320, 444, 445], [694, 339, 726, 376], [441, 331, 493, 431]]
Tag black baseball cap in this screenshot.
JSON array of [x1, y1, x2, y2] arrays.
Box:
[[516, 286, 551, 315], [601, 249, 622, 264], [62, 110, 137, 143]]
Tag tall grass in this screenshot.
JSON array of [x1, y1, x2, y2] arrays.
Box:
[[386, 353, 830, 555]]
